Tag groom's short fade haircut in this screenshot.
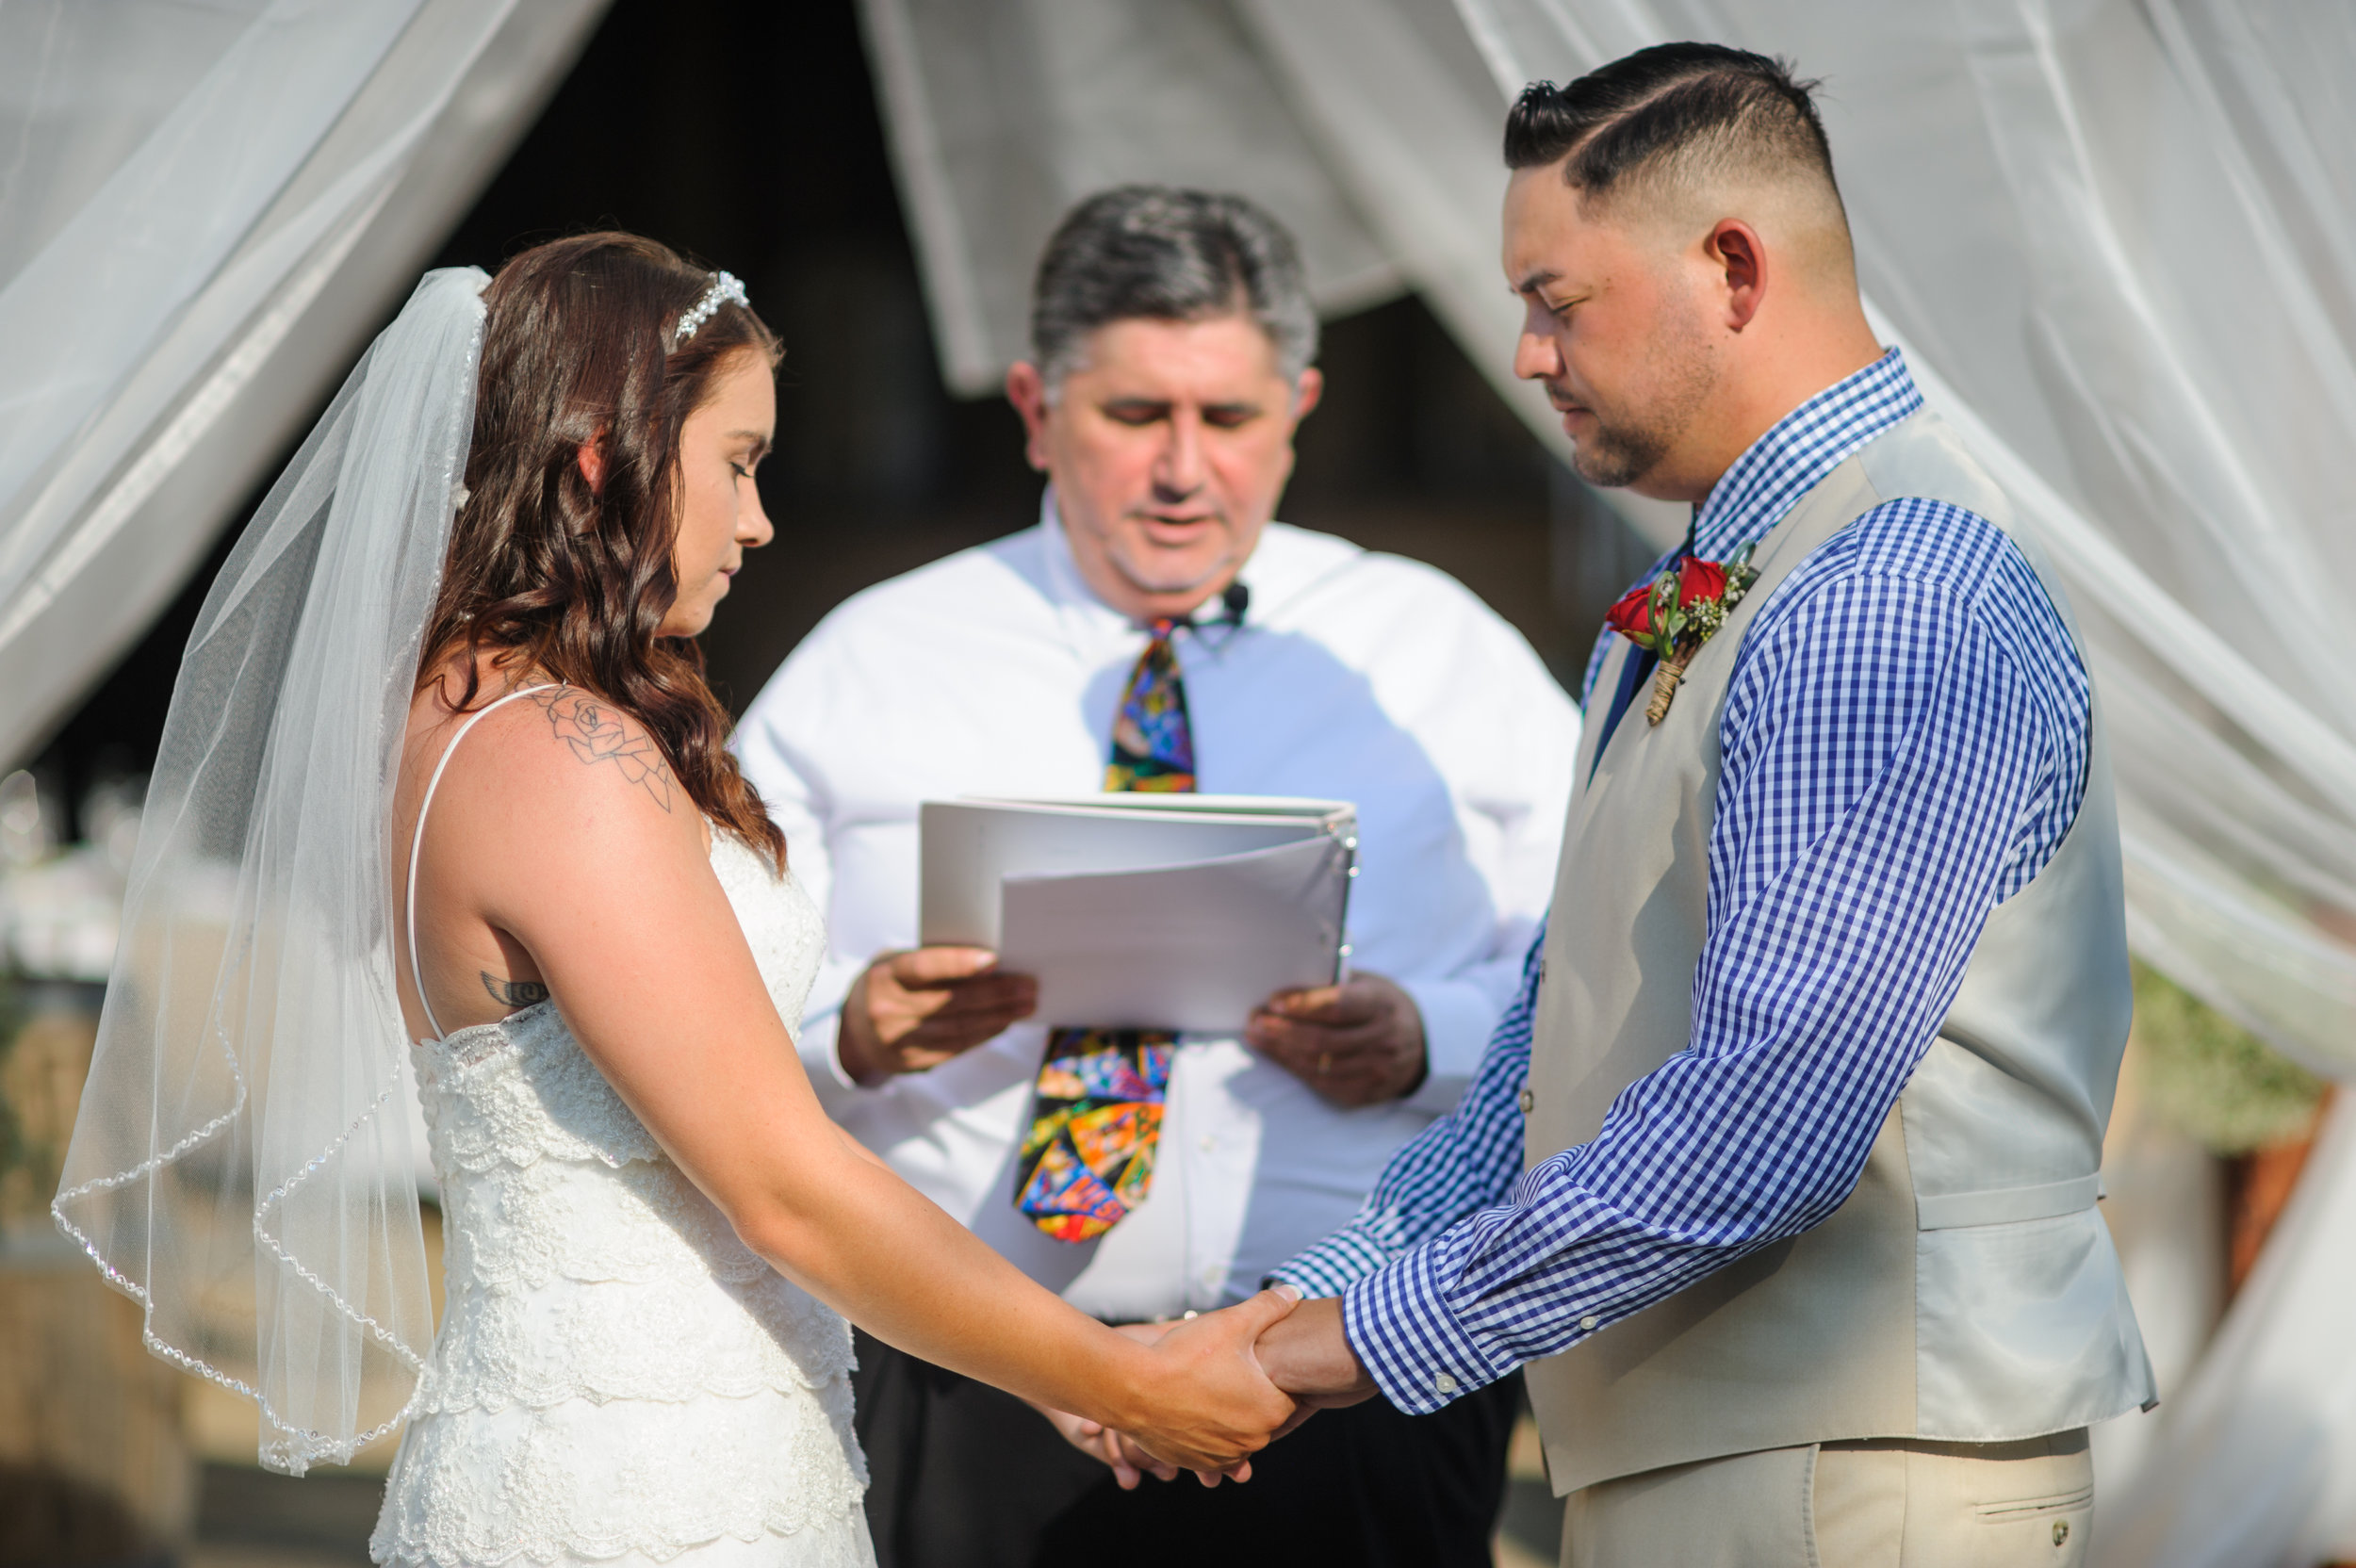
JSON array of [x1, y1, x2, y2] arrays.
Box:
[[1029, 186, 1317, 399], [1504, 44, 1850, 257]]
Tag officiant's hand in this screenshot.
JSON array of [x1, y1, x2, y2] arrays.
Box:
[[1245, 972, 1426, 1106], [838, 946, 1037, 1085]]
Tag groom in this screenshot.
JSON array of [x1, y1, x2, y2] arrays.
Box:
[[1236, 43, 2155, 1565]]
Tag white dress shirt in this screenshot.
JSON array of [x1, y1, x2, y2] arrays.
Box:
[[734, 498, 1578, 1320]]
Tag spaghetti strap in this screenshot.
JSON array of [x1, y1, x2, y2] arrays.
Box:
[[406, 683, 560, 1041]]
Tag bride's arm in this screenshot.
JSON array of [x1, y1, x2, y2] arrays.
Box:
[[426, 693, 1297, 1473]]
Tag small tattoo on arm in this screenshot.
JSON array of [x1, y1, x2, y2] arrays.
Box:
[[528, 688, 678, 812], [482, 972, 550, 1008]]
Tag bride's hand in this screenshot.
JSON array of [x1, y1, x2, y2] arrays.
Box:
[[1109, 1286, 1302, 1479], [1030, 1321, 1182, 1488], [1028, 1400, 1179, 1489], [1082, 1322, 1327, 1489]]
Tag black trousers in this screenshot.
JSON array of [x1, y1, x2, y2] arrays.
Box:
[[852, 1330, 1518, 1568]]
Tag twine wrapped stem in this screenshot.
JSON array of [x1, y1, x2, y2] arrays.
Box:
[[1646, 642, 1699, 724]]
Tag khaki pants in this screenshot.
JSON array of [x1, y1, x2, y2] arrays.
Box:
[[1561, 1429, 2092, 1568]]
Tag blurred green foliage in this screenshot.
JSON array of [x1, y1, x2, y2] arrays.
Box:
[[2134, 960, 2325, 1154]]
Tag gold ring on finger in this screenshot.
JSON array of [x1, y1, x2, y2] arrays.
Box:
[[1317, 1052, 1332, 1075]]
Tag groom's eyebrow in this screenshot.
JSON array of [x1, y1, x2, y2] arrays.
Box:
[[1513, 267, 1562, 295]]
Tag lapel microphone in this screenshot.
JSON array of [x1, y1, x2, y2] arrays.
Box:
[[1179, 581, 1250, 653]]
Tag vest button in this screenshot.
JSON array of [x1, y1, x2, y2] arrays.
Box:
[[1517, 1088, 1535, 1115], [1432, 1372, 1458, 1395], [2052, 1521, 2070, 1547]]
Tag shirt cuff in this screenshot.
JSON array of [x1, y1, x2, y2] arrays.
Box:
[[794, 1010, 866, 1116], [1267, 1221, 1398, 1300], [1341, 1243, 1513, 1414], [1396, 976, 1495, 1116]]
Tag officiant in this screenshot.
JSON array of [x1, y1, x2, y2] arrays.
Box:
[[734, 186, 1578, 1567]]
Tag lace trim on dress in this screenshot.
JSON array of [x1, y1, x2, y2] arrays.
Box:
[[415, 1006, 663, 1173], [433, 1006, 548, 1070], [434, 1158, 778, 1292], [369, 1380, 870, 1565], [417, 1270, 856, 1413], [711, 837, 826, 1033]]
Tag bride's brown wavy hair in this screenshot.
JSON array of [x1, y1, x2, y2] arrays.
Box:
[[417, 231, 786, 868]]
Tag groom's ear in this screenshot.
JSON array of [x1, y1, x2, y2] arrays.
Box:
[[1707, 219, 1769, 334]]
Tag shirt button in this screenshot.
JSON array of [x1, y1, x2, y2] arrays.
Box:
[[1517, 1088, 1535, 1115], [1198, 1135, 1216, 1152], [1202, 1266, 1222, 1288], [1432, 1373, 1458, 1395], [1579, 1315, 1599, 1331]]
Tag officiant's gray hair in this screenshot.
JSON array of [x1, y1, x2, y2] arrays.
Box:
[[1029, 186, 1317, 399]]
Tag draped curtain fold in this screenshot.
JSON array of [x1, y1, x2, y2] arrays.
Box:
[[857, 2, 2356, 1560], [0, 0, 611, 771]]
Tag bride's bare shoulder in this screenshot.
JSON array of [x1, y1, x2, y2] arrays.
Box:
[[502, 685, 683, 817], [406, 674, 690, 845]]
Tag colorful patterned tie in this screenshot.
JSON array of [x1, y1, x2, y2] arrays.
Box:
[[1014, 619, 1191, 1241], [1103, 619, 1196, 792]]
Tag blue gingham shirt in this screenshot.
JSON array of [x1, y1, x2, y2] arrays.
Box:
[[1275, 351, 2094, 1413]]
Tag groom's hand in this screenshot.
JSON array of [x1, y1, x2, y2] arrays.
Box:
[[1252, 1295, 1378, 1409], [1070, 1298, 1362, 1487]]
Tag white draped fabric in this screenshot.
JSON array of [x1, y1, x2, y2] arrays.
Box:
[[0, 0, 609, 772], [859, 2, 2356, 1560], [2098, 1092, 2356, 1567]]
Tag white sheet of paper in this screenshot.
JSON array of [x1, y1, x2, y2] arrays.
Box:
[[997, 832, 1354, 1034], [919, 794, 1351, 949]]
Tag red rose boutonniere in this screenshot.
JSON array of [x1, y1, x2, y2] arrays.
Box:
[[1603, 545, 1761, 723]]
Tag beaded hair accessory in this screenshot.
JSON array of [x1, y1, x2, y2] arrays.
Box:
[[672, 270, 746, 349]]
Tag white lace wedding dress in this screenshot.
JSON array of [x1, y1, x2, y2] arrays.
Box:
[[371, 821, 874, 1568]]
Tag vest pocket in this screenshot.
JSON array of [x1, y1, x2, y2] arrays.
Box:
[[1916, 1173, 2101, 1230]]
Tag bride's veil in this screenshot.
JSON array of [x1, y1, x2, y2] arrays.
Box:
[[53, 267, 490, 1475]]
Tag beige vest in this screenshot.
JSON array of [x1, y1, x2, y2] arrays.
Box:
[[1524, 412, 2155, 1496]]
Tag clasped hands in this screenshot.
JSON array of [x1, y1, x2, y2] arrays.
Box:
[[836, 947, 1404, 1478], [1039, 1291, 1378, 1489]]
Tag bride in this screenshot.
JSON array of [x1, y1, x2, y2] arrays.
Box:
[[53, 235, 1297, 1566]]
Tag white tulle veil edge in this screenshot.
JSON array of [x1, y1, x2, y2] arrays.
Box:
[[51, 267, 489, 1475]]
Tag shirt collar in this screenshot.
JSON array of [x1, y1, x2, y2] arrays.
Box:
[[1037, 485, 1278, 630], [1688, 348, 1923, 563]]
